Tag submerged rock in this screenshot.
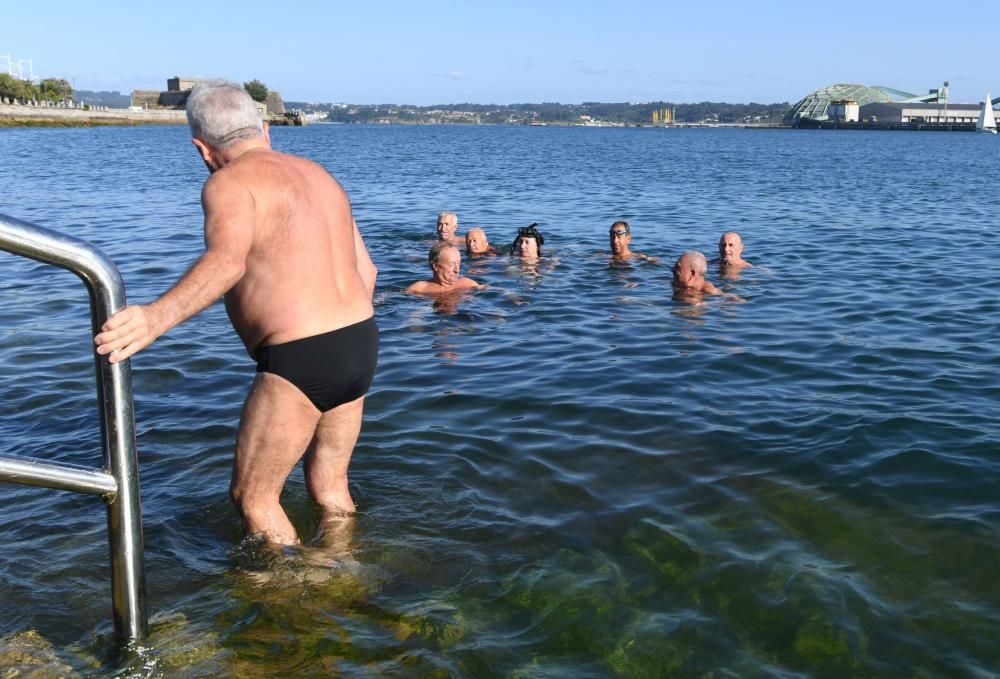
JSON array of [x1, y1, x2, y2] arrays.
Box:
[[0, 629, 75, 677]]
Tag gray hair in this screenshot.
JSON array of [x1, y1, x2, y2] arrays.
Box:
[[186, 80, 263, 149], [680, 251, 708, 275], [720, 231, 743, 244], [438, 211, 457, 223], [428, 242, 457, 265]]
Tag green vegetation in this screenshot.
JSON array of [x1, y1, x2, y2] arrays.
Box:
[[0, 74, 73, 103], [244, 79, 269, 103]]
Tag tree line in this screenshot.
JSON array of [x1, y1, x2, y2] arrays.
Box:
[[0, 75, 73, 103], [2, 76, 272, 108], [295, 100, 791, 125]]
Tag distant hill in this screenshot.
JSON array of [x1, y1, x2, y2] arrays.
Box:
[[73, 90, 131, 109], [282, 100, 791, 125]]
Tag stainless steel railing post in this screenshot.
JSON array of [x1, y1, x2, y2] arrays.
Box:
[[0, 213, 147, 643]]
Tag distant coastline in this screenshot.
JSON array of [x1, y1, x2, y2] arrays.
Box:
[[0, 102, 790, 130]]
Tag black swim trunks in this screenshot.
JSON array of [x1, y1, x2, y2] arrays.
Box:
[[255, 316, 379, 412]]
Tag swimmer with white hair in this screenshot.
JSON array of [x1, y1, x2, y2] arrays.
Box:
[[406, 242, 481, 295], [718, 231, 752, 270], [465, 227, 498, 256], [435, 211, 463, 246]]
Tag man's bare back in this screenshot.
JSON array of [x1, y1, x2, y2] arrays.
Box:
[[215, 149, 374, 356]]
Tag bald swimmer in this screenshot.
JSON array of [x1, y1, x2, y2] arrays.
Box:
[[672, 251, 722, 297]]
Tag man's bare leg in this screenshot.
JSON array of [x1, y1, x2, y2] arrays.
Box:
[[304, 395, 365, 543], [231, 373, 321, 545]]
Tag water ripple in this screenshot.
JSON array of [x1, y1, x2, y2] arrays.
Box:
[[1, 125, 998, 675]]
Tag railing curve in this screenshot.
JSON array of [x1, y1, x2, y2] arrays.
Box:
[[0, 213, 147, 643]]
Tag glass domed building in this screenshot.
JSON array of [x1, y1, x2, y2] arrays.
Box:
[[784, 83, 945, 125]]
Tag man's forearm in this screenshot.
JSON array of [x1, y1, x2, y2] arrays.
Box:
[[148, 249, 246, 337]]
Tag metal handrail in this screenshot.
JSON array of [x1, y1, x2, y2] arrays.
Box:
[[0, 213, 147, 643]]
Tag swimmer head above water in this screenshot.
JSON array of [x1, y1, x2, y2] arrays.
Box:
[[718, 231, 752, 269], [609, 220, 632, 258], [511, 223, 544, 259], [437, 211, 459, 242], [465, 227, 496, 256]]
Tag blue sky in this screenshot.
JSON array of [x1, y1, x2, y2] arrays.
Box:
[[4, 1, 998, 105]]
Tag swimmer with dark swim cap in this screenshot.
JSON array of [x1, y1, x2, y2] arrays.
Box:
[[511, 223, 544, 259]]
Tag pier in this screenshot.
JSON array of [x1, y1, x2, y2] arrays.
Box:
[[794, 120, 978, 132]]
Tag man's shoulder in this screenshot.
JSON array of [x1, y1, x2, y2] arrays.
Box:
[[229, 149, 327, 179], [406, 281, 434, 294], [201, 169, 254, 208], [216, 150, 341, 200]]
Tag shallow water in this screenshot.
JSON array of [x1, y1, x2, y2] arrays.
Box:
[[1, 124, 999, 676]]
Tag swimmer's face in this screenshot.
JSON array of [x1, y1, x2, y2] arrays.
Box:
[[518, 236, 539, 259], [672, 257, 693, 288], [437, 215, 457, 241], [432, 247, 462, 284], [609, 227, 631, 254], [719, 233, 743, 263], [466, 229, 489, 255]]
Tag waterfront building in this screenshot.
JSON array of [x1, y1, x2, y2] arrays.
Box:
[[130, 77, 285, 118], [828, 99, 859, 123], [131, 76, 202, 110], [859, 102, 982, 125], [785, 82, 948, 125]]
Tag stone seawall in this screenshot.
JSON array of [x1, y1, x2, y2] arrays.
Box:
[[0, 104, 187, 127]]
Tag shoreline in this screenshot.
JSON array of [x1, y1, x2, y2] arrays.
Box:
[[0, 104, 187, 128]]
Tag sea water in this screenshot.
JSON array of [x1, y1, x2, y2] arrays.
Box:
[[0, 123, 998, 676]]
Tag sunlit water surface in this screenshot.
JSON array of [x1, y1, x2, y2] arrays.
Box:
[[1, 124, 999, 676]]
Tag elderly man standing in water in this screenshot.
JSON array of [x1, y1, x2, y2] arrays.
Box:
[[672, 251, 722, 297], [93, 81, 379, 547]]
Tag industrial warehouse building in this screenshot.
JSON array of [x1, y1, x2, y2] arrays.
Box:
[[785, 83, 969, 124], [857, 102, 981, 124]]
